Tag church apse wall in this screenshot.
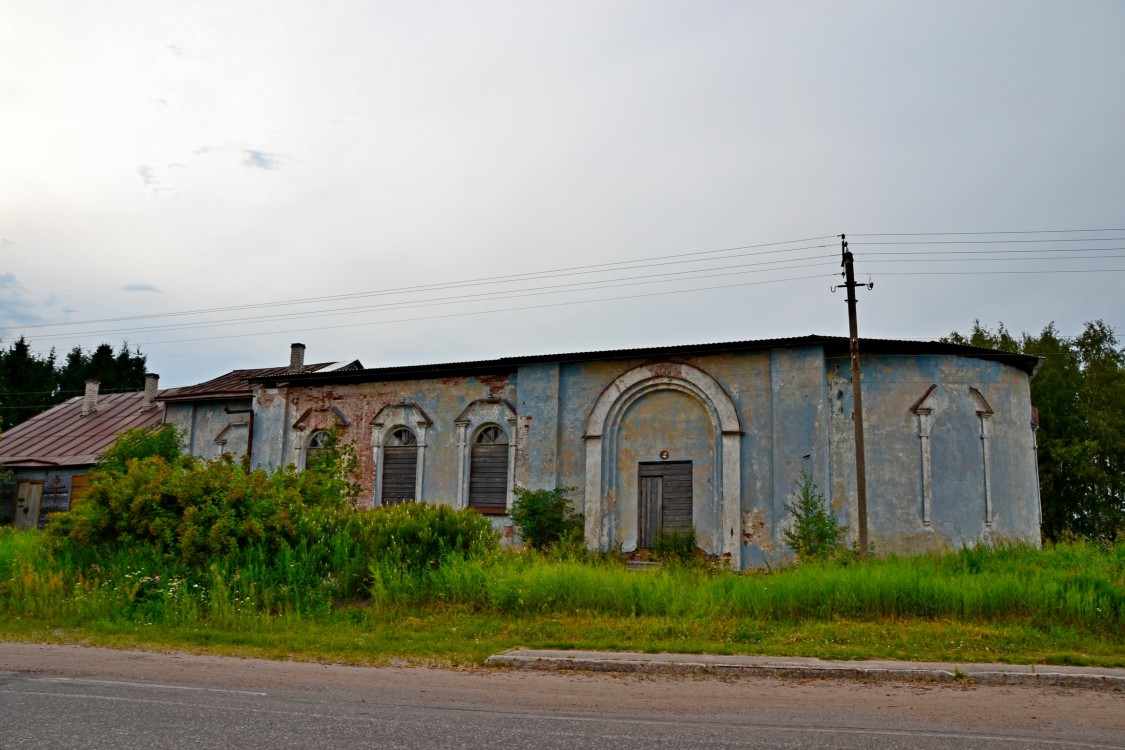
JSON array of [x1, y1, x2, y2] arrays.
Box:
[[827, 353, 1040, 554]]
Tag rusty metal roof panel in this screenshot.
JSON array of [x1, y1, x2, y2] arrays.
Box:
[[0, 390, 176, 469], [158, 363, 339, 402], [251, 335, 1041, 385]]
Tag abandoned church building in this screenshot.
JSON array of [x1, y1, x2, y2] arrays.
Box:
[[0, 337, 1043, 567], [243, 336, 1042, 568]]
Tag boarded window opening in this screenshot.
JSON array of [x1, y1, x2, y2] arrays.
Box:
[[381, 428, 418, 505], [469, 425, 508, 514]]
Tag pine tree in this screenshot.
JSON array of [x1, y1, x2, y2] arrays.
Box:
[[0, 339, 148, 429]]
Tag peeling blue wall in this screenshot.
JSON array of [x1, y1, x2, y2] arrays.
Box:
[[165, 399, 251, 461], [827, 353, 1039, 553], [243, 344, 1040, 566]]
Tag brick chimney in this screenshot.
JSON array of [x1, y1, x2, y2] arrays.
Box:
[[141, 373, 160, 411], [290, 342, 306, 371], [81, 379, 100, 416]]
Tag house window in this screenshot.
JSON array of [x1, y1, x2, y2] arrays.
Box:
[[380, 428, 418, 506], [468, 424, 509, 514]]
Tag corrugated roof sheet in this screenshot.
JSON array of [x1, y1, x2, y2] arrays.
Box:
[[0, 389, 178, 469], [158, 362, 349, 402], [249, 334, 1042, 385]]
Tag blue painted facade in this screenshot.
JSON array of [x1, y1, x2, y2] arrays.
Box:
[[244, 337, 1042, 567]]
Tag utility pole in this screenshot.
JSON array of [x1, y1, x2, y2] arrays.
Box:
[[839, 234, 873, 558]]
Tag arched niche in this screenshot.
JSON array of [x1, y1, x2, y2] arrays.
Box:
[[582, 362, 742, 566]]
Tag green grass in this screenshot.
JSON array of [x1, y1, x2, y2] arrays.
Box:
[[1, 528, 1122, 668]]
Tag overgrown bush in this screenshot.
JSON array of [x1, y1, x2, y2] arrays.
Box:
[[49, 428, 363, 566], [95, 425, 184, 475], [783, 471, 842, 562], [653, 526, 697, 564], [349, 502, 498, 573], [509, 486, 582, 551]]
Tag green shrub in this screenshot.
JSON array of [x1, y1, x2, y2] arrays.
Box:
[[50, 429, 363, 566], [95, 425, 183, 474], [509, 486, 582, 551], [351, 502, 498, 572], [783, 471, 842, 562], [653, 526, 697, 564]]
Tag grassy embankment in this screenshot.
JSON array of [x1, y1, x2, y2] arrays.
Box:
[[1, 527, 1121, 667]]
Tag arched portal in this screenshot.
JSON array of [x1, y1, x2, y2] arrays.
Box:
[[583, 362, 742, 565]]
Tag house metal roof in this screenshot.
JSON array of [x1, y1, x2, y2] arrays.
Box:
[[248, 335, 1043, 386], [0, 390, 177, 469]]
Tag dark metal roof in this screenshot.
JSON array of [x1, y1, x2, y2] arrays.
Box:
[[250, 335, 1042, 386], [159, 361, 359, 402], [0, 390, 178, 469]]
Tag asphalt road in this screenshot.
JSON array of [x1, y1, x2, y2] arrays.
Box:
[[1, 644, 1122, 750]]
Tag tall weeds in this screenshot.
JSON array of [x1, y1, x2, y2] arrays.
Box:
[[2, 527, 1121, 637]]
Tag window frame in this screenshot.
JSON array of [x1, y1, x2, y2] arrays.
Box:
[[371, 402, 432, 508], [466, 422, 511, 515], [454, 398, 517, 514], [379, 425, 420, 506]]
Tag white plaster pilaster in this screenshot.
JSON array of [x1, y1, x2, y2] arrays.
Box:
[[917, 409, 933, 526], [980, 412, 993, 526], [455, 421, 468, 509]]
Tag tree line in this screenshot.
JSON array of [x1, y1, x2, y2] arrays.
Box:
[[944, 320, 1124, 542], [0, 337, 147, 430]]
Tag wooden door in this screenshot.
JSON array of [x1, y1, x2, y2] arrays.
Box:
[[637, 461, 693, 548], [14, 481, 43, 531], [638, 476, 663, 549]]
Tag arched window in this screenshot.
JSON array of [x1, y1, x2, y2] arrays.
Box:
[[468, 424, 509, 513], [380, 427, 418, 506], [305, 430, 331, 470]]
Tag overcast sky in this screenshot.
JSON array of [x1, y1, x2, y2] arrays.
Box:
[[2, 1, 1123, 388]]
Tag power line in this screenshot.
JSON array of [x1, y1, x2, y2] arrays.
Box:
[[137, 264, 1123, 348], [0, 386, 141, 397], [24, 248, 1118, 343], [23, 256, 841, 341], [140, 272, 842, 346], [859, 245, 1125, 256], [850, 228, 1125, 237], [6, 227, 1123, 353], [850, 237, 1125, 245], [863, 254, 1125, 264], [875, 268, 1125, 276], [5, 235, 839, 332]]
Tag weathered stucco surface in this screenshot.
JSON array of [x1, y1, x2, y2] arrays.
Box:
[[252, 374, 517, 507], [827, 353, 1040, 554], [164, 400, 251, 462], [240, 342, 1040, 568], [614, 389, 715, 552]]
